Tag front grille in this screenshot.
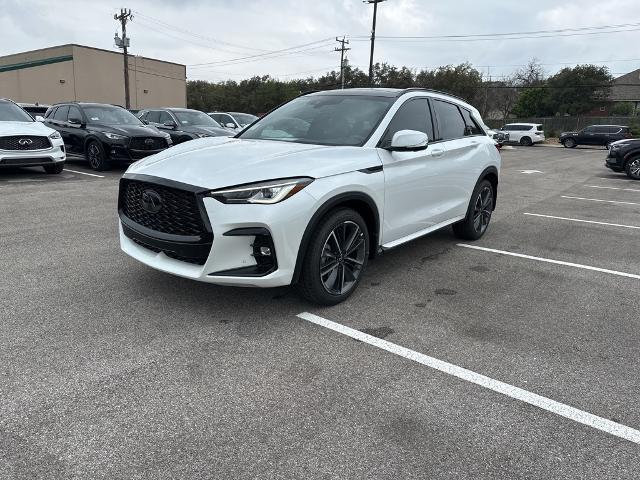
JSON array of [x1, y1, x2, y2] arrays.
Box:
[[0, 136, 51, 151], [129, 137, 166, 151], [121, 179, 206, 237]]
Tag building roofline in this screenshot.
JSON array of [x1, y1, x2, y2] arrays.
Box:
[[0, 43, 185, 69]]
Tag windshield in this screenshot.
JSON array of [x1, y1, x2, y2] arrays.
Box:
[[84, 106, 142, 125], [0, 102, 34, 122], [174, 110, 220, 127], [230, 113, 258, 126], [238, 95, 394, 146]]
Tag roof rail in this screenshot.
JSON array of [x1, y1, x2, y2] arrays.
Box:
[[399, 88, 467, 102]]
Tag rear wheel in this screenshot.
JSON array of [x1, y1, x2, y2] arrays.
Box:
[[43, 162, 64, 174], [563, 138, 577, 148], [520, 136, 533, 146], [297, 208, 369, 305], [626, 157, 640, 180], [453, 179, 494, 240], [85, 140, 109, 171]]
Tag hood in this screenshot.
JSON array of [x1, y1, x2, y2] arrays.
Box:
[[126, 138, 381, 190], [188, 125, 233, 137], [89, 123, 165, 137], [0, 121, 56, 136]]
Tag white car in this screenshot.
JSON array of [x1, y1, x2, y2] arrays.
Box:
[[208, 112, 258, 130], [119, 88, 500, 304], [0, 99, 66, 173], [499, 123, 545, 146]]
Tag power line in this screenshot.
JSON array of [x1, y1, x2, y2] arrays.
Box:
[[114, 8, 134, 109], [364, 0, 386, 87], [335, 36, 351, 89]]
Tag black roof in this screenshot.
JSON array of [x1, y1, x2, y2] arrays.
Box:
[[305, 87, 466, 102]]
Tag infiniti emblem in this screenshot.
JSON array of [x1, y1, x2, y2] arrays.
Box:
[[144, 138, 154, 145], [141, 189, 162, 214], [18, 138, 33, 146]]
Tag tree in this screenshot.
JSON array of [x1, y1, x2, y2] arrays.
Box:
[[415, 63, 483, 103], [511, 87, 551, 117], [545, 65, 613, 115]]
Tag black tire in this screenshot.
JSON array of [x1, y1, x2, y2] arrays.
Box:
[[625, 156, 640, 180], [453, 179, 495, 241], [563, 138, 577, 148], [520, 136, 533, 146], [296, 208, 369, 305], [85, 140, 110, 171], [43, 162, 64, 174]]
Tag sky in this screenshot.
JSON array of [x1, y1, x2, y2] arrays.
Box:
[[1, 0, 640, 83]]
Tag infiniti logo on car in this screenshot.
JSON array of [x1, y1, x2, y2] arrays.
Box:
[[18, 138, 33, 145], [141, 189, 163, 214], [144, 138, 155, 145]]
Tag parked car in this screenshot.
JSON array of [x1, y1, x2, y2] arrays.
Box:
[[118, 88, 500, 305], [18, 103, 50, 120], [208, 112, 258, 130], [606, 139, 640, 179], [499, 123, 545, 146], [0, 98, 66, 174], [487, 129, 509, 147], [137, 108, 231, 145], [44, 102, 171, 171], [560, 125, 632, 148]]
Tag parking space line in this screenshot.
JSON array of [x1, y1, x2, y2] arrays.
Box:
[[585, 185, 640, 193], [457, 244, 640, 280], [63, 169, 105, 178], [561, 195, 640, 206], [296, 312, 640, 445], [523, 213, 640, 230]]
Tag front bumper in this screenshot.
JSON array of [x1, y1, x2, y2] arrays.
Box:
[[605, 151, 624, 170], [119, 177, 315, 288], [107, 144, 168, 161], [0, 141, 66, 168]]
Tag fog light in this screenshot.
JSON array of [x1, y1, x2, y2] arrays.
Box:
[[259, 246, 272, 256]]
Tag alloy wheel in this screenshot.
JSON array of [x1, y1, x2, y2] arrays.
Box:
[[473, 186, 493, 234], [629, 158, 640, 179], [88, 144, 101, 169], [320, 220, 366, 295]]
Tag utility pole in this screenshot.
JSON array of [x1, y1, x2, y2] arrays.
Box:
[[114, 8, 133, 109], [364, 0, 385, 87], [335, 36, 351, 89]]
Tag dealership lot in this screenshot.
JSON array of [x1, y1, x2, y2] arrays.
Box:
[[1, 147, 639, 479]]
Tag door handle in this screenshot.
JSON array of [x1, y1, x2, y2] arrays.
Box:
[[430, 148, 445, 158]]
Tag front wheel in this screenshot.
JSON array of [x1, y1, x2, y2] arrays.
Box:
[[297, 208, 369, 305], [626, 157, 640, 180], [43, 163, 64, 174], [563, 138, 577, 148], [453, 179, 494, 240], [85, 140, 109, 171]]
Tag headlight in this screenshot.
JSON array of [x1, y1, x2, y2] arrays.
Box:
[[49, 131, 62, 140], [209, 177, 313, 204], [610, 142, 625, 150], [103, 132, 128, 140]]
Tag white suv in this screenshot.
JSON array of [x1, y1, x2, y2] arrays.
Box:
[[119, 89, 500, 304], [0, 99, 66, 173], [500, 123, 545, 146]]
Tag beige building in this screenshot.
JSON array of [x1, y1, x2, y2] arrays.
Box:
[[0, 44, 186, 109]]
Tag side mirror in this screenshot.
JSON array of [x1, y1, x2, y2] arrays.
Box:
[[389, 130, 429, 151], [225, 123, 236, 129], [163, 120, 177, 129], [35, 115, 45, 122], [68, 117, 83, 126]]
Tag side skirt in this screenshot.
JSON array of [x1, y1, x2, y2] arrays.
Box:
[[380, 215, 466, 251]]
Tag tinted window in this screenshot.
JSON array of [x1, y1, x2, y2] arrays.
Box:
[[461, 108, 482, 135], [381, 98, 433, 147], [53, 105, 69, 121], [209, 113, 223, 123], [239, 94, 394, 146], [583, 126, 596, 133], [433, 100, 466, 140], [83, 105, 142, 125], [68, 105, 82, 122], [174, 110, 220, 126], [158, 111, 173, 124], [45, 107, 56, 119], [608, 127, 622, 134], [229, 113, 258, 126], [146, 111, 160, 123], [593, 126, 608, 134]]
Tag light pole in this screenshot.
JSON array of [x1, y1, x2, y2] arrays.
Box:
[[364, 0, 385, 87]]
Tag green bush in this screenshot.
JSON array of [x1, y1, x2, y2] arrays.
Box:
[[610, 102, 635, 116]]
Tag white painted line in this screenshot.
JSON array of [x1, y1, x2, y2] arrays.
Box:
[[63, 169, 105, 178], [520, 170, 544, 174], [297, 312, 640, 445], [523, 213, 640, 230], [457, 244, 640, 280], [585, 185, 640, 193], [561, 195, 640, 206]]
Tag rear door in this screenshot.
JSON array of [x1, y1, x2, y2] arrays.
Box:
[[577, 126, 597, 145], [65, 105, 86, 154], [49, 105, 70, 148]]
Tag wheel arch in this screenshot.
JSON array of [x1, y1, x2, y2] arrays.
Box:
[[623, 150, 640, 167], [292, 192, 380, 284], [83, 135, 105, 152], [479, 166, 499, 210]]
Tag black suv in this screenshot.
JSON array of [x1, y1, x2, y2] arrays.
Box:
[[44, 103, 171, 170], [606, 139, 640, 179], [137, 108, 231, 145], [560, 125, 632, 148]]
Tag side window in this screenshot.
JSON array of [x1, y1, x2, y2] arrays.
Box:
[[53, 105, 69, 121], [45, 107, 56, 119], [461, 109, 482, 135], [210, 114, 222, 123], [146, 111, 160, 124], [222, 114, 235, 126], [158, 111, 173, 124], [433, 100, 466, 141], [138, 111, 148, 121], [68, 105, 82, 122], [583, 126, 595, 133], [380, 98, 433, 147]]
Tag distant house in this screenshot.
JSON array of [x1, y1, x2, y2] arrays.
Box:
[[588, 68, 640, 116]]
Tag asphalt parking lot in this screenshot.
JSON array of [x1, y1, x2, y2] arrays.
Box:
[[1, 146, 639, 479]]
